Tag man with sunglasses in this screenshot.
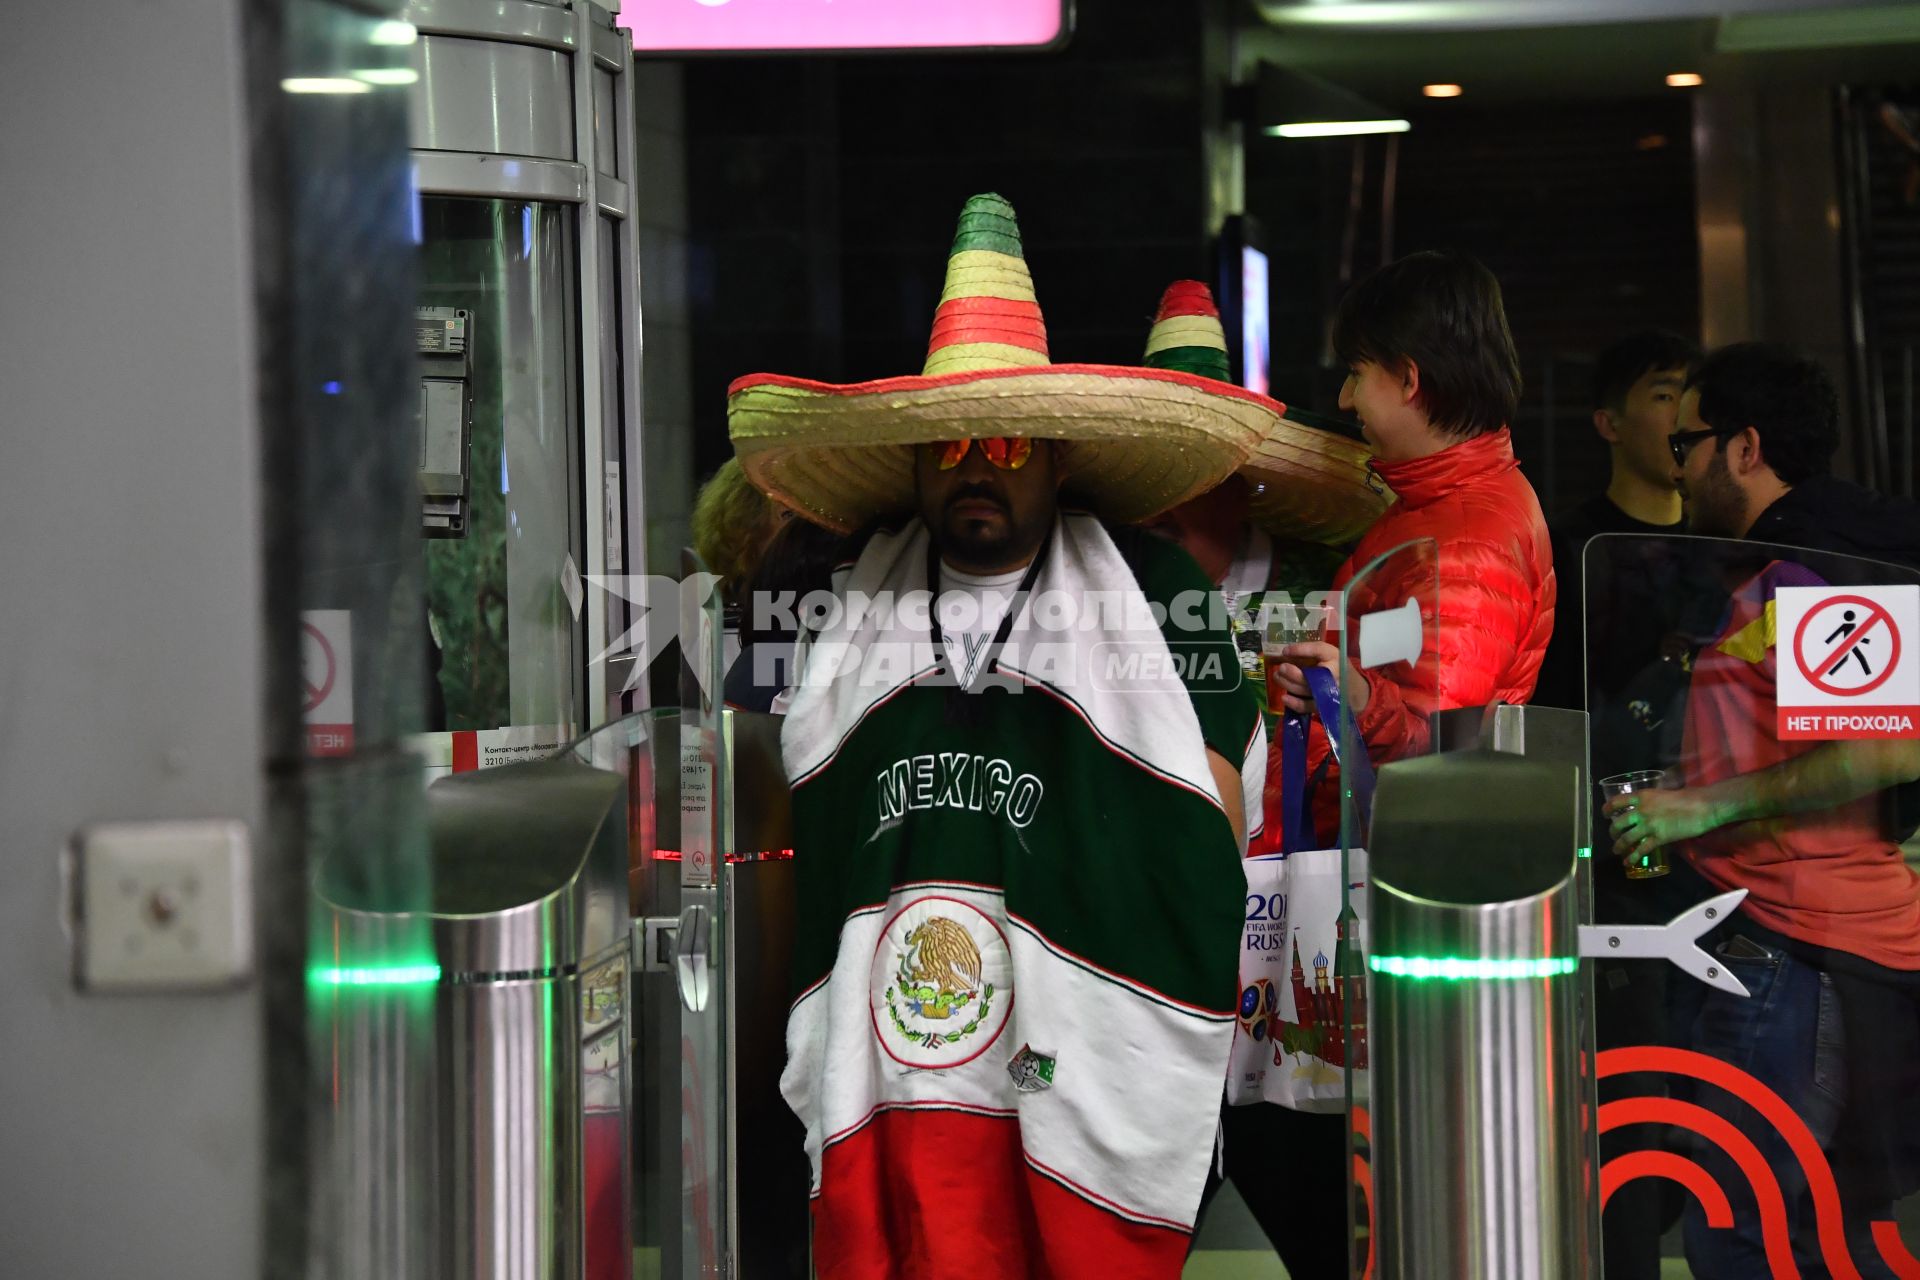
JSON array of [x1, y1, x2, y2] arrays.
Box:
[[1671, 342, 1920, 554], [728, 194, 1297, 1278], [911, 434, 1057, 688], [908, 430, 1256, 841], [1605, 342, 1920, 1277]]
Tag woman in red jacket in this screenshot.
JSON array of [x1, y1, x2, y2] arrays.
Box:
[[1270, 251, 1555, 843]]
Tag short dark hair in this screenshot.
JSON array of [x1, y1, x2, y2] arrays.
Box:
[[1330, 250, 1522, 439], [1592, 330, 1700, 411], [1686, 342, 1840, 485], [740, 517, 860, 645]]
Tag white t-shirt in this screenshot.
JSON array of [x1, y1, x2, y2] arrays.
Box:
[[1218, 526, 1274, 617], [771, 558, 1029, 715], [935, 562, 1026, 688]]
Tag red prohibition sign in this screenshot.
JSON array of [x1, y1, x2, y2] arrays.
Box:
[[1791, 594, 1901, 697], [301, 621, 337, 713]]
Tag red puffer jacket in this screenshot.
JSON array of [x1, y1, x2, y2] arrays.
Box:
[[1264, 428, 1555, 848]]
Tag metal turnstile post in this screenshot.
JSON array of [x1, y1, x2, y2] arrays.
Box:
[[1368, 747, 1592, 1279], [321, 757, 633, 1280]]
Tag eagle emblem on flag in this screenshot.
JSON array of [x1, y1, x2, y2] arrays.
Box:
[[871, 895, 1013, 1068]]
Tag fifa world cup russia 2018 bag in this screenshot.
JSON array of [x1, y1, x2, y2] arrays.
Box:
[[1227, 666, 1371, 1113]]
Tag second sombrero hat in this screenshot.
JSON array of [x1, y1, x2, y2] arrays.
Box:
[[1142, 280, 1391, 546], [728, 193, 1288, 534]]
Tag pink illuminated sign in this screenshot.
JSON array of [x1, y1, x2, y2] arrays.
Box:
[[629, 0, 1070, 54]]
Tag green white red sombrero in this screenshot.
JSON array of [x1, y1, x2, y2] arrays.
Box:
[[1143, 280, 1391, 546], [727, 194, 1287, 534]]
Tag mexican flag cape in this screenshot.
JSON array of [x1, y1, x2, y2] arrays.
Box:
[[780, 513, 1260, 1279]]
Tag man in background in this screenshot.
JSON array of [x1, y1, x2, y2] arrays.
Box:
[[1269, 250, 1555, 824], [1675, 341, 1920, 559], [1531, 331, 1696, 1278], [1146, 473, 1343, 629], [1605, 342, 1920, 1277], [1133, 280, 1366, 1279], [1532, 329, 1697, 712]]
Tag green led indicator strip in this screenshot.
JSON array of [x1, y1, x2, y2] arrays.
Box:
[[309, 963, 443, 988], [1369, 955, 1579, 981], [1577, 846, 1593, 859]]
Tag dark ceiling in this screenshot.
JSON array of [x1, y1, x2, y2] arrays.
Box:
[[1237, 2, 1920, 107]]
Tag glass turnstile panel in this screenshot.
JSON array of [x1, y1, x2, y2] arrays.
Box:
[[559, 563, 808, 1280], [675, 558, 730, 1277], [418, 196, 582, 736], [1329, 537, 1440, 1279], [1583, 533, 1920, 1279], [566, 707, 692, 1279]]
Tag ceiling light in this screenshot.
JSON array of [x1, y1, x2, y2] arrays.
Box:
[[1258, 2, 1466, 25], [1666, 72, 1704, 88], [1238, 62, 1414, 142], [1717, 6, 1920, 54], [369, 20, 417, 46], [281, 77, 374, 94], [1258, 0, 1771, 29], [1423, 83, 1464, 98], [1269, 120, 1412, 138]]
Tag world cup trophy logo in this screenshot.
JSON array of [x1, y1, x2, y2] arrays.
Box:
[[1238, 977, 1278, 1042]]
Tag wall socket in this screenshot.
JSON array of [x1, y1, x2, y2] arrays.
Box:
[[70, 819, 253, 993]]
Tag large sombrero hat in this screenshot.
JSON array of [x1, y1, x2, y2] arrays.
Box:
[[728, 194, 1287, 534], [1141, 280, 1391, 547]]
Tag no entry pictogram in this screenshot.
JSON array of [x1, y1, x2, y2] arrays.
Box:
[[300, 609, 355, 755], [1777, 585, 1920, 741], [300, 620, 336, 713], [1791, 594, 1901, 697]]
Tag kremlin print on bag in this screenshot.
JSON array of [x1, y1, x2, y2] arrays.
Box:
[[1229, 663, 1372, 1112], [1229, 847, 1368, 1112]]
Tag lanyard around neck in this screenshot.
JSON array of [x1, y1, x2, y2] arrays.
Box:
[[924, 518, 1054, 694]]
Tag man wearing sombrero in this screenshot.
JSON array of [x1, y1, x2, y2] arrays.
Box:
[[1130, 280, 1380, 1279], [1135, 280, 1391, 716], [730, 194, 1282, 1278]]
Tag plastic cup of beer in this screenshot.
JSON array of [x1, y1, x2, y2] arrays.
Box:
[[1262, 604, 1332, 713], [1598, 770, 1670, 879]]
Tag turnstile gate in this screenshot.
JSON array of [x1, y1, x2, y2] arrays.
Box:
[[1367, 747, 1591, 1278], [318, 756, 633, 1280]]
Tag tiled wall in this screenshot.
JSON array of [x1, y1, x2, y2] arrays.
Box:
[[673, 0, 1218, 487], [634, 60, 696, 574], [1247, 95, 1702, 520]]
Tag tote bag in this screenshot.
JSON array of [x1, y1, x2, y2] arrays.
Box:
[[1228, 666, 1372, 1113]]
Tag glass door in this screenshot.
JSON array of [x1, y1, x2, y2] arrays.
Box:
[[1583, 532, 1920, 1279], [418, 196, 584, 758]]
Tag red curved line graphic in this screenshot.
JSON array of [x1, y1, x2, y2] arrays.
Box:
[[1352, 1103, 1371, 1143], [1354, 1152, 1375, 1280], [1600, 1149, 1735, 1228], [1601, 1097, 1796, 1276], [1600, 1046, 1861, 1280], [1873, 1221, 1920, 1280]]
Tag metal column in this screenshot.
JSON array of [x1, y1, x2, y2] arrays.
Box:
[[1368, 748, 1591, 1279], [1431, 703, 1603, 1280], [321, 757, 634, 1280]]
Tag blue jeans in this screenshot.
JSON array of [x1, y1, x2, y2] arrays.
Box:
[[1671, 930, 1896, 1279]]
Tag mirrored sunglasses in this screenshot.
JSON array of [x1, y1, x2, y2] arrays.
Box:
[[934, 437, 1035, 471]]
